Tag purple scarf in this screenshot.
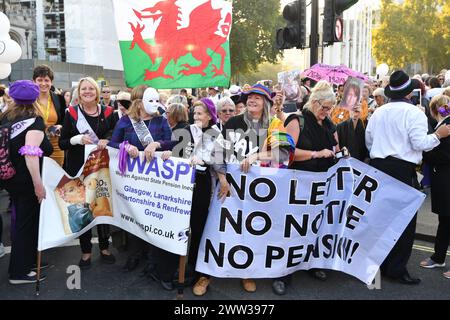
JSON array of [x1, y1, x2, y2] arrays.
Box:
[[118, 141, 129, 176]]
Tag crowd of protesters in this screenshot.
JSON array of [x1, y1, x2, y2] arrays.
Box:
[[0, 64, 449, 295]]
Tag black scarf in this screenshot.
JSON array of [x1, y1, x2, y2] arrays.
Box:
[[302, 109, 337, 151]]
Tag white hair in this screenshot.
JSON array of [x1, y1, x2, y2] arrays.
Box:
[[373, 88, 387, 100], [216, 96, 235, 113]]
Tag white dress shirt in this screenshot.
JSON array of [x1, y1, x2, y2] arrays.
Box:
[[365, 101, 440, 164]]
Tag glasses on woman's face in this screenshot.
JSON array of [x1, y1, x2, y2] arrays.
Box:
[[221, 109, 235, 114], [317, 101, 333, 112]]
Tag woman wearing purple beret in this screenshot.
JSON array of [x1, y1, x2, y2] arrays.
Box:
[[0, 80, 53, 284], [164, 98, 230, 295]]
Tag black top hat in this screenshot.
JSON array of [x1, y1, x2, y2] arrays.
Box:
[[230, 94, 244, 105], [384, 70, 415, 99]]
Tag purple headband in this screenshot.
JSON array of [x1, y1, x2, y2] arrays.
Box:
[[200, 98, 217, 124]]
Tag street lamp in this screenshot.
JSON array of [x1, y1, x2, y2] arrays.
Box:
[[24, 29, 29, 59]]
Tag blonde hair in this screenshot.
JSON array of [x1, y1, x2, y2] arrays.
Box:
[[303, 80, 336, 110], [130, 85, 148, 101], [127, 85, 149, 121], [167, 103, 188, 124], [127, 100, 144, 121], [429, 94, 450, 118], [443, 86, 450, 98], [77, 77, 100, 104], [1, 101, 43, 121], [159, 93, 168, 106]]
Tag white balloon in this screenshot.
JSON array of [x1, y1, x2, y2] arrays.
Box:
[[0, 12, 11, 37], [0, 39, 22, 63], [376, 63, 389, 77], [0, 63, 11, 79]]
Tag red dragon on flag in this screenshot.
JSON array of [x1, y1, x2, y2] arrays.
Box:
[[127, 0, 232, 82]]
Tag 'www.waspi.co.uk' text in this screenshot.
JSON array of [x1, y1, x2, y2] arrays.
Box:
[[120, 213, 174, 239]]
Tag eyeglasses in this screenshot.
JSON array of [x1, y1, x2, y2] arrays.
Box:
[[221, 109, 235, 114], [102, 91, 111, 94], [317, 101, 333, 112]]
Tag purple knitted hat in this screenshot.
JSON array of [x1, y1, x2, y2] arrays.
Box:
[[9, 80, 40, 105], [200, 98, 217, 124]]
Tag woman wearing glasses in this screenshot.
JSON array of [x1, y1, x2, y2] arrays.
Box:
[[216, 97, 236, 131], [274, 81, 340, 295]]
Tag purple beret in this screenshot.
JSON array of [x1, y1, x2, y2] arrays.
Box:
[[200, 98, 217, 124], [9, 80, 40, 105]]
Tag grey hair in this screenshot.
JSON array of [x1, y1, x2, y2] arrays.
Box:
[[443, 79, 450, 88], [167, 94, 188, 107], [216, 96, 235, 113], [70, 86, 79, 106], [373, 88, 387, 101], [303, 80, 336, 110], [243, 98, 271, 131]]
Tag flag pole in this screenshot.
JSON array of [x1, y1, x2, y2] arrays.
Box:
[[176, 256, 186, 300], [35, 250, 41, 296]]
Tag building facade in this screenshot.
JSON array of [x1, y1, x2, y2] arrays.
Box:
[[3, 0, 36, 60], [281, 0, 380, 76]]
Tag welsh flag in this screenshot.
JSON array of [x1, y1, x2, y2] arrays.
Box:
[[112, 0, 232, 89]]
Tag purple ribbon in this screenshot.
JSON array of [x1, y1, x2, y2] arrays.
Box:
[[118, 141, 129, 176]]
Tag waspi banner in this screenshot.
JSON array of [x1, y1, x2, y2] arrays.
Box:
[[196, 158, 425, 284], [38, 147, 195, 256]]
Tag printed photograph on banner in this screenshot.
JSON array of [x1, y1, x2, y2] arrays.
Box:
[[338, 77, 364, 110], [53, 149, 113, 235], [81, 149, 113, 218]]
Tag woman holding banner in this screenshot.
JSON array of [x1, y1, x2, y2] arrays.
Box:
[[280, 80, 340, 294], [109, 87, 176, 290], [59, 77, 117, 269], [222, 84, 274, 293], [164, 98, 230, 296]]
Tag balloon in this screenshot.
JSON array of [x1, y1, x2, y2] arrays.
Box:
[[0, 63, 11, 79], [0, 38, 22, 63], [0, 12, 11, 36], [376, 64, 389, 77]]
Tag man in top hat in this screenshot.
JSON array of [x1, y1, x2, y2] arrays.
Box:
[[365, 70, 450, 285]]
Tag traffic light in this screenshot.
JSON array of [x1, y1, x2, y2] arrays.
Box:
[[323, 0, 358, 45], [276, 0, 307, 50]]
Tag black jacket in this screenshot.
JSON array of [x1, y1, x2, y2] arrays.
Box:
[[285, 110, 337, 172], [51, 92, 67, 125], [222, 113, 267, 162], [423, 117, 450, 216], [336, 118, 368, 161], [59, 105, 116, 176]]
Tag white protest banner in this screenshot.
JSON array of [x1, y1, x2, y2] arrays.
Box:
[[38, 147, 195, 256], [196, 158, 425, 284]]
